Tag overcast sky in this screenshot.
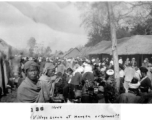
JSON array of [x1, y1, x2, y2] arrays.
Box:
[[0, 2, 88, 52]]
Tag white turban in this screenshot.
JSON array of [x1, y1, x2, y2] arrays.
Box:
[[84, 65, 93, 73], [73, 66, 84, 75]]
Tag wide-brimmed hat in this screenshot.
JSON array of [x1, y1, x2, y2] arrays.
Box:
[[106, 69, 114, 76]]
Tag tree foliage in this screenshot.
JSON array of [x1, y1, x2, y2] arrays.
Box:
[[130, 17, 152, 35], [27, 37, 36, 48], [27, 37, 36, 57], [77, 1, 152, 47], [44, 46, 52, 57]]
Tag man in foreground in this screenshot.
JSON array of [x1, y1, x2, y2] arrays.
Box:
[[17, 61, 48, 103]]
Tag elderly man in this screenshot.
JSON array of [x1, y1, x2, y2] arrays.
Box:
[[17, 61, 49, 103]]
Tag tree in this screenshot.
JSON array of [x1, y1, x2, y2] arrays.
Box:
[[77, 45, 84, 51], [107, 2, 120, 94], [59, 51, 64, 55], [29, 48, 34, 57], [78, 2, 110, 47], [27, 37, 36, 48], [78, 1, 152, 96], [130, 16, 152, 35], [27, 37, 36, 57], [77, 2, 133, 46], [44, 46, 52, 57], [78, 2, 127, 94], [46, 46, 52, 54], [77, 1, 152, 46]]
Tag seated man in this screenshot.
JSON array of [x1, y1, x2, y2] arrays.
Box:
[[17, 61, 49, 103]]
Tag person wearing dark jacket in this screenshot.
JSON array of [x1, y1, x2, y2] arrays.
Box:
[[116, 76, 141, 103], [139, 67, 152, 94], [81, 65, 94, 103], [63, 68, 73, 102]]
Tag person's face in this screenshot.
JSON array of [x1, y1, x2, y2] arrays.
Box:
[[47, 69, 55, 77], [135, 66, 138, 71], [26, 66, 39, 81], [67, 69, 72, 75], [141, 72, 146, 77]]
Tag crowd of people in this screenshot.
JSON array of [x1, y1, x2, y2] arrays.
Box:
[[1, 54, 152, 103]]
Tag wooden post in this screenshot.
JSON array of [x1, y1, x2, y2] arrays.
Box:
[[107, 2, 120, 93], [141, 54, 143, 66]]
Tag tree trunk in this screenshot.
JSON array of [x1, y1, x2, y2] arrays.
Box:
[[107, 2, 120, 93]]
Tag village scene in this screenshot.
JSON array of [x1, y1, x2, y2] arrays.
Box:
[[0, 1, 152, 103]]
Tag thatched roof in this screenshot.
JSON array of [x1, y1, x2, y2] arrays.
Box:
[[88, 35, 152, 55], [117, 35, 152, 55], [89, 41, 111, 55], [0, 38, 10, 55], [63, 48, 80, 58]]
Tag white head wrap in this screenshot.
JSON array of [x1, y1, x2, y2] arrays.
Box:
[[73, 66, 84, 75], [128, 81, 140, 89], [84, 65, 93, 73]]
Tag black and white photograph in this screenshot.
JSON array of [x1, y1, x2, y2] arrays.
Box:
[[1, 1, 152, 104]]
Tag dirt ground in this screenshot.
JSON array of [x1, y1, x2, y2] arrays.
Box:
[[0, 89, 17, 102]]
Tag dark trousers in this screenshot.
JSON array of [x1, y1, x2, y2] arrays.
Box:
[[68, 84, 77, 100], [63, 84, 76, 101], [63, 84, 69, 102]]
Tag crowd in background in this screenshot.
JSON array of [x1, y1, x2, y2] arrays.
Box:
[[1, 54, 152, 103]]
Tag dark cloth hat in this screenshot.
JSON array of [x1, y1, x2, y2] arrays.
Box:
[[24, 61, 39, 71], [140, 67, 148, 73]]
